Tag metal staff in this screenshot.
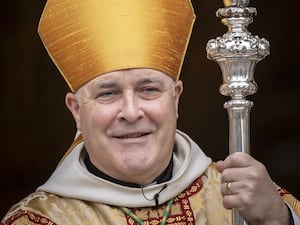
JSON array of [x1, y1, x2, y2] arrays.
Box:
[[206, 0, 270, 224]]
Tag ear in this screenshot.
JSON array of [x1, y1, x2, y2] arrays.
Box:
[[174, 80, 183, 118], [65, 92, 82, 131]]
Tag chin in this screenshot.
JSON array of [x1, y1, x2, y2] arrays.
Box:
[[122, 159, 155, 174]]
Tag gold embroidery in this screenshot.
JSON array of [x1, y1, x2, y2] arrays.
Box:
[[282, 194, 300, 218], [4, 211, 57, 225], [276, 185, 300, 218], [123, 178, 203, 225]]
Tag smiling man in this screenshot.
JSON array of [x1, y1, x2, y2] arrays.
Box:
[[1, 0, 300, 225], [66, 69, 182, 185]]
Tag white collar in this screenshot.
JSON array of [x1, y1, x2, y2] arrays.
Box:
[[38, 129, 212, 207]]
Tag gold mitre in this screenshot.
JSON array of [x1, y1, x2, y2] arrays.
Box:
[[38, 0, 195, 92]]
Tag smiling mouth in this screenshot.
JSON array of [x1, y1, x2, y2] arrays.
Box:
[[116, 132, 150, 139]]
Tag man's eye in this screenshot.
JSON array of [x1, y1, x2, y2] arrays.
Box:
[[95, 91, 118, 101], [141, 87, 159, 93], [100, 91, 115, 97], [139, 87, 161, 99]]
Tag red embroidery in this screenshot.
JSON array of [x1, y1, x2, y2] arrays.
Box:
[[2, 211, 57, 225], [124, 177, 203, 225], [278, 187, 290, 196]]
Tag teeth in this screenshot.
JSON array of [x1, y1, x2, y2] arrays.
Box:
[[120, 133, 143, 138]]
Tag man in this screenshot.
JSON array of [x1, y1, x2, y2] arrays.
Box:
[[2, 0, 299, 225]]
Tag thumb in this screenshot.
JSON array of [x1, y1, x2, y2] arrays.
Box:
[[215, 160, 225, 173]]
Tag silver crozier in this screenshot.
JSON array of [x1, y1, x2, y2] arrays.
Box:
[[206, 0, 270, 225]]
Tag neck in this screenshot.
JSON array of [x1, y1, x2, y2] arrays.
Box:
[[84, 153, 173, 188]]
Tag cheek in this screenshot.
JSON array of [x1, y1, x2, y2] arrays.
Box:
[[80, 104, 115, 131], [94, 111, 117, 130], [156, 99, 178, 122], [144, 99, 178, 135]]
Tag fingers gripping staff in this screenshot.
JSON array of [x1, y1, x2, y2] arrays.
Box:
[[216, 153, 292, 225]]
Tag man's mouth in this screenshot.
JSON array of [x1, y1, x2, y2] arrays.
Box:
[[116, 132, 149, 139]]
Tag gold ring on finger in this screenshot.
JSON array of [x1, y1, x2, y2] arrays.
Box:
[[226, 182, 232, 195]]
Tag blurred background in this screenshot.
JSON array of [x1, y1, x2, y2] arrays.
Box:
[[1, 0, 299, 217]]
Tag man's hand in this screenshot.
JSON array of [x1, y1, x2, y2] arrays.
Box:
[[216, 152, 290, 225]]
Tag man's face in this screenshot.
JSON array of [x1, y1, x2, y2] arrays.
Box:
[[66, 68, 183, 184]]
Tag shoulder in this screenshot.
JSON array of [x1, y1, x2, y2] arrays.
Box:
[[1, 190, 121, 225], [202, 162, 222, 184], [277, 185, 300, 219], [1, 191, 59, 225], [183, 163, 222, 199], [1, 210, 58, 225]]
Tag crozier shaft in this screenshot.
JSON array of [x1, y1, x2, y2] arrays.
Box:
[[206, 1, 270, 224]]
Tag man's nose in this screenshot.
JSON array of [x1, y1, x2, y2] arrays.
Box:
[[117, 92, 143, 123]]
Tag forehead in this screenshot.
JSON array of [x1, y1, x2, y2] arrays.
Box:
[[85, 68, 174, 88]]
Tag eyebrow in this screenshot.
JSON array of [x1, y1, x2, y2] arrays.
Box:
[[94, 81, 119, 89], [94, 77, 163, 88], [136, 78, 163, 86]]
